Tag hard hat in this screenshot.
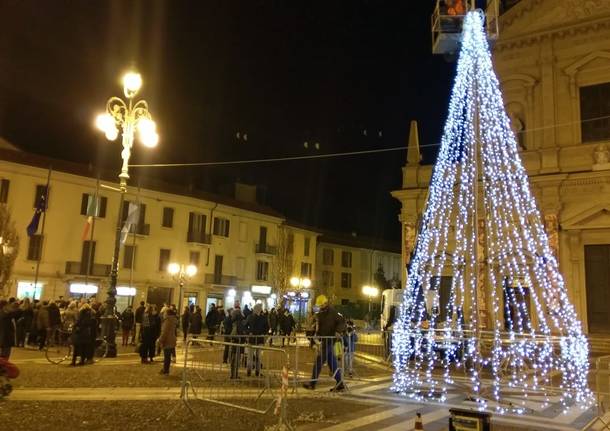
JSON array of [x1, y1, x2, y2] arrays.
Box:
[[315, 295, 328, 307]]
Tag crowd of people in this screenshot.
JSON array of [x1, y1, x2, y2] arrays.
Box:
[[1, 294, 359, 390]]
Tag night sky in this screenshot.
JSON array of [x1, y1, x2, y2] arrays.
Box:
[[0, 0, 455, 242]]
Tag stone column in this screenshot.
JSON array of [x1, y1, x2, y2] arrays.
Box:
[[568, 230, 585, 330], [543, 213, 559, 260], [476, 219, 489, 329], [404, 221, 417, 269]]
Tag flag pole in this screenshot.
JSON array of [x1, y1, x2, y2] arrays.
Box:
[[128, 186, 140, 308], [33, 166, 52, 293], [84, 174, 101, 290]]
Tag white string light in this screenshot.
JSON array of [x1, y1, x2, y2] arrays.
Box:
[[391, 11, 592, 413]]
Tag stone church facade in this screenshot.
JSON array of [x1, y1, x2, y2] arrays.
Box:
[[393, 0, 610, 334]]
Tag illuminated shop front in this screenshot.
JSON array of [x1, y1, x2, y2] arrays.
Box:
[[115, 286, 136, 312], [283, 290, 311, 323], [69, 283, 99, 298], [17, 281, 43, 300]]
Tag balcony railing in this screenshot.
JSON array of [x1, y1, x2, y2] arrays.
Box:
[[204, 273, 237, 286], [127, 223, 150, 236], [187, 231, 212, 244], [255, 243, 277, 255], [65, 261, 111, 277]]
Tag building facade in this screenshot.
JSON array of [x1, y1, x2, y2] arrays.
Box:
[[315, 232, 401, 317], [0, 149, 318, 313], [393, 0, 610, 334]]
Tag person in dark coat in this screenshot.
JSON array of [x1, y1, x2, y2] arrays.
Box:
[[180, 305, 190, 342], [205, 304, 219, 340], [245, 304, 268, 376], [47, 302, 62, 345], [120, 306, 135, 346], [140, 305, 156, 364], [279, 309, 295, 346], [158, 308, 178, 375], [303, 295, 346, 391], [133, 301, 146, 345], [16, 299, 33, 347], [0, 300, 22, 359], [151, 305, 162, 356], [222, 309, 232, 363], [71, 304, 95, 366], [229, 308, 246, 379], [189, 306, 203, 337]]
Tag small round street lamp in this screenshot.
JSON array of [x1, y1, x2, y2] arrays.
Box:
[[168, 263, 198, 310], [95, 69, 158, 356], [362, 285, 380, 317]]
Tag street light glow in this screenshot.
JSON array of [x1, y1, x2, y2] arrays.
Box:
[[362, 285, 379, 298], [104, 126, 119, 141], [290, 276, 300, 287], [302, 277, 312, 288], [95, 113, 114, 132], [186, 264, 197, 277], [167, 262, 180, 275], [122, 71, 142, 97]]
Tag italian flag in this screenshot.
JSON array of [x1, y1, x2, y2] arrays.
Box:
[[81, 196, 97, 240]]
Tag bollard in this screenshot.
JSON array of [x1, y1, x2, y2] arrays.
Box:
[[414, 412, 424, 430]]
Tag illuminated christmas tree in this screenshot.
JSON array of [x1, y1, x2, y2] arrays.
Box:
[[392, 11, 591, 411]]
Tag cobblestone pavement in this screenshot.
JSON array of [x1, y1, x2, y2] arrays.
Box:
[[4, 345, 607, 430]]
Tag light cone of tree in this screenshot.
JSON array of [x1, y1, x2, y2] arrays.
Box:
[[391, 11, 591, 412]]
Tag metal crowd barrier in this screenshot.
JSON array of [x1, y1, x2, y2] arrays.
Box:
[[583, 355, 610, 430], [169, 337, 293, 430]]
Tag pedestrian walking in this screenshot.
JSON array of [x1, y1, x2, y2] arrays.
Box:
[[302, 295, 346, 392]]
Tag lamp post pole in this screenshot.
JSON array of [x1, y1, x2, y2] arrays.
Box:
[[95, 71, 159, 357]]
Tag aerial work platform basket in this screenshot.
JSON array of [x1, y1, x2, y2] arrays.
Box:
[[431, 0, 500, 55]]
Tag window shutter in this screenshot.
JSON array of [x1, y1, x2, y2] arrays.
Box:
[[121, 201, 130, 222], [99, 197, 107, 218], [139, 203, 146, 226], [0, 179, 9, 203], [80, 194, 89, 215]]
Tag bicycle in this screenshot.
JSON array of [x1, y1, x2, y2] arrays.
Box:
[[45, 329, 73, 364], [45, 332, 109, 364]]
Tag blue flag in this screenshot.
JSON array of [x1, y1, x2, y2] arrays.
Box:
[[26, 188, 47, 237]]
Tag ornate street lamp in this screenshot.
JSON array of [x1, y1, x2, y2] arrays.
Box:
[[95, 70, 158, 356], [168, 263, 198, 311]]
